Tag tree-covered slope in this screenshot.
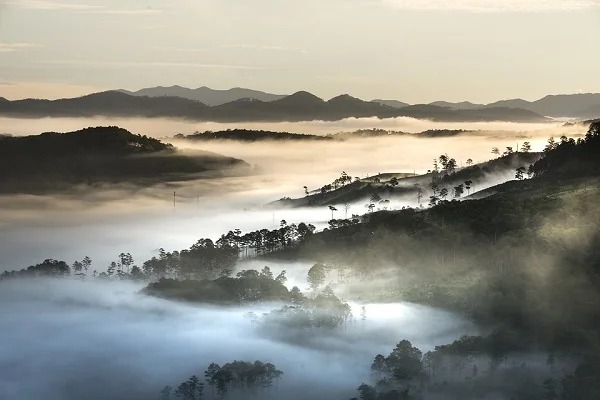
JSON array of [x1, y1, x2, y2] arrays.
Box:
[[176, 129, 333, 142], [270, 123, 600, 351], [0, 126, 247, 193], [273, 152, 541, 208]]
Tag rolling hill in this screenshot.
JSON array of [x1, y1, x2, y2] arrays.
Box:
[[0, 126, 248, 194]]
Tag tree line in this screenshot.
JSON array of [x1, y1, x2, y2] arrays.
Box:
[[350, 334, 600, 400], [0, 221, 316, 281], [162, 360, 283, 400]]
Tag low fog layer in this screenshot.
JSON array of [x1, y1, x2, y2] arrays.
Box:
[[0, 115, 579, 137], [0, 278, 477, 400], [0, 119, 587, 270]]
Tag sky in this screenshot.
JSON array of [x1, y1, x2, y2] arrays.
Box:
[[1, 0, 600, 103]]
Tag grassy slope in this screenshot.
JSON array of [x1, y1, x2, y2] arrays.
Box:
[[273, 153, 542, 207]]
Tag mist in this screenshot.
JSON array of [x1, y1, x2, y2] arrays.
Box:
[[0, 115, 582, 137], [0, 278, 477, 400], [0, 118, 587, 270], [4, 1, 600, 397]]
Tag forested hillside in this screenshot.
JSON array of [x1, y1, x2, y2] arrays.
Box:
[[274, 122, 600, 351], [0, 126, 247, 193]]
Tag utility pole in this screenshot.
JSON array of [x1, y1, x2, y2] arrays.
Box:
[[173, 191, 176, 212]]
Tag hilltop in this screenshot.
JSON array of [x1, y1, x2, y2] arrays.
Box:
[[0, 126, 248, 194]]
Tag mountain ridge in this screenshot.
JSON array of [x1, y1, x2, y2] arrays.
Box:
[[111, 85, 600, 118], [119, 85, 286, 106], [0, 90, 549, 123]]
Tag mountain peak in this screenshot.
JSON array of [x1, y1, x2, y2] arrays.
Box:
[[328, 94, 362, 103], [275, 91, 324, 105], [371, 99, 410, 109], [121, 85, 286, 106]]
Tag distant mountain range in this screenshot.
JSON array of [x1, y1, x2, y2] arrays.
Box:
[[119, 85, 286, 106], [370, 99, 410, 109], [117, 85, 600, 118], [375, 94, 600, 119], [380, 93, 600, 119], [0, 90, 549, 123]]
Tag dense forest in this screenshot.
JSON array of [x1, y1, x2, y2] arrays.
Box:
[[0, 126, 247, 193]]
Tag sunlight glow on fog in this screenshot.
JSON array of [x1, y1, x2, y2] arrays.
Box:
[[0, 279, 477, 400]]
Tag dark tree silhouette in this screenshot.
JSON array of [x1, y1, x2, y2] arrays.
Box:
[[307, 263, 327, 290], [175, 375, 203, 400], [453, 184, 464, 198], [464, 180, 473, 195], [328, 205, 338, 220]]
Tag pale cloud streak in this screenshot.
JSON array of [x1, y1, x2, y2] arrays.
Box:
[[222, 44, 287, 51], [4, 0, 101, 10], [4, 0, 162, 14], [41, 59, 263, 70], [154, 46, 212, 53], [78, 8, 162, 15], [0, 42, 38, 52], [381, 0, 600, 12], [222, 44, 310, 54]]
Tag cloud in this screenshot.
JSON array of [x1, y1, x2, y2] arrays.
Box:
[[381, 0, 600, 12], [79, 8, 162, 15], [41, 59, 263, 70], [222, 44, 287, 51], [153, 46, 212, 53], [0, 42, 38, 52], [5, 1, 161, 15], [222, 44, 310, 53], [4, 0, 101, 10]]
